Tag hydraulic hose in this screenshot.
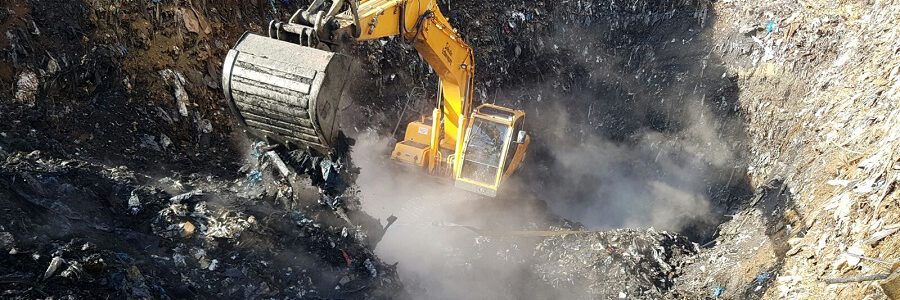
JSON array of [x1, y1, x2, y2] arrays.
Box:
[[400, 0, 434, 45]]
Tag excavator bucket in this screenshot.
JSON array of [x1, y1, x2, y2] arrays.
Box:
[[222, 33, 351, 154]]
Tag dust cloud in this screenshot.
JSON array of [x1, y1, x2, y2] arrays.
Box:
[[344, 2, 749, 297], [493, 3, 749, 236], [351, 130, 553, 299], [520, 100, 737, 232]]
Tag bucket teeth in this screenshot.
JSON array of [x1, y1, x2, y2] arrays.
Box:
[[222, 33, 350, 154]]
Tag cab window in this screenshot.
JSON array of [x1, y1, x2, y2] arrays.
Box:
[[460, 118, 509, 186]]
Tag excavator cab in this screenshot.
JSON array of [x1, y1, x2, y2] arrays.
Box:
[[455, 104, 529, 197]]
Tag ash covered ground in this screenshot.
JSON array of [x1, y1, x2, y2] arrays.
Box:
[[1, 0, 899, 299]]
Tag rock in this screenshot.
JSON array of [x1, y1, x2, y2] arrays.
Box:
[[138, 134, 161, 151], [126, 265, 145, 282], [46, 56, 59, 74], [182, 8, 202, 34]]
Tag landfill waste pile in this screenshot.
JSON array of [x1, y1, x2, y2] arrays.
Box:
[[0, 0, 404, 298], [1, 0, 898, 299], [669, 0, 900, 299], [0, 141, 404, 299], [533, 229, 697, 299]]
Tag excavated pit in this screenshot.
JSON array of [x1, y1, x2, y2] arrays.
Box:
[[1, 0, 898, 299]]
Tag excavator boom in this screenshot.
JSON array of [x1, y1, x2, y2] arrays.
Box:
[[221, 0, 530, 197]]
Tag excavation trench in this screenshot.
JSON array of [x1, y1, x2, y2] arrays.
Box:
[[0, 0, 744, 298], [340, 1, 752, 298]]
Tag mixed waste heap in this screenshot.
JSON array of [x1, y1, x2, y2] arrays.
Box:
[[534, 229, 696, 299]]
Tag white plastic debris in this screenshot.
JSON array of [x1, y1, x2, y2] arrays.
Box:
[[60, 261, 83, 278], [43, 256, 65, 279], [159, 69, 190, 116], [825, 194, 853, 225], [15, 70, 39, 107], [169, 190, 204, 203], [198, 118, 213, 133], [866, 224, 900, 245], [365, 259, 378, 278], [265, 151, 291, 177], [845, 245, 864, 267], [160, 134, 172, 149], [826, 179, 850, 187], [853, 178, 876, 194], [45, 55, 60, 75], [128, 191, 142, 215]]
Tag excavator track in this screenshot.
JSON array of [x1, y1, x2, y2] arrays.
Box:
[[222, 33, 351, 154]]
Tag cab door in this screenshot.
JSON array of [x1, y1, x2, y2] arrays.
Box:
[[454, 104, 529, 197]]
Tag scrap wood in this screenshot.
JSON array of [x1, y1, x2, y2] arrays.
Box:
[[824, 259, 900, 284]]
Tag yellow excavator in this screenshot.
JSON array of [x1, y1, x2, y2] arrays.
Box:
[[221, 0, 529, 197]]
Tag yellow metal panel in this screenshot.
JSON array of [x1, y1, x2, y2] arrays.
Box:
[[352, 0, 476, 177], [392, 141, 429, 167], [403, 121, 432, 146]]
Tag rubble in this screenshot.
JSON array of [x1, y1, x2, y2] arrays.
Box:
[[0, 148, 404, 298]]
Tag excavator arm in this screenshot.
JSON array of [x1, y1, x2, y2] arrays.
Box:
[[222, 0, 530, 197]]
